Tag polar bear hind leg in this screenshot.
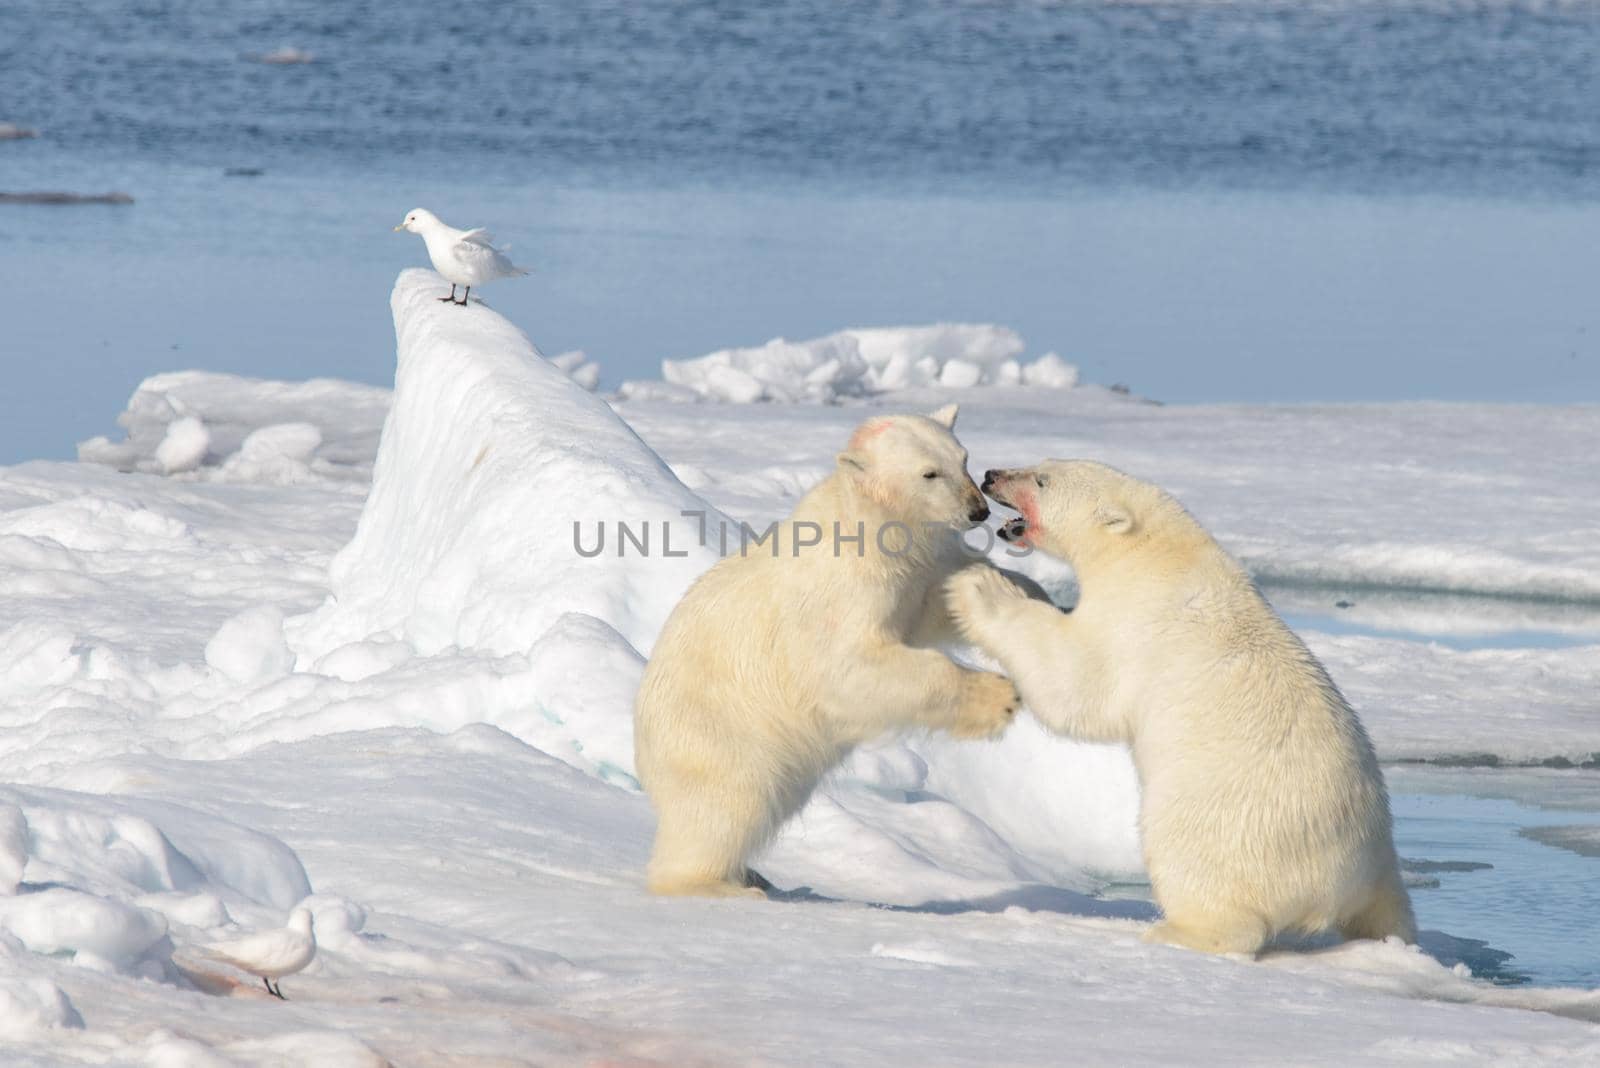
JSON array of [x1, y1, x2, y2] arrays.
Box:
[[646, 787, 771, 900], [1338, 873, 1418, 943]]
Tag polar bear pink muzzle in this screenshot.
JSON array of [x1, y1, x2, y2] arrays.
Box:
[[981, 469, 1039, 546]]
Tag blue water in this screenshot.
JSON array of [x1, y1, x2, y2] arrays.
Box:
[[1392, 791, 1600, 988], [11, 0, 1600, 197], [5, 1, 1600, 462], [1088, 790, 1600, 988]]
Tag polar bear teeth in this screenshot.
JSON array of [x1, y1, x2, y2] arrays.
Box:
[[997, 518, 1028, 542]]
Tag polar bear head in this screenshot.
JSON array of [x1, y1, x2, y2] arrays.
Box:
[[981, 460, 1187, 564], [836, 404, 990, 529]]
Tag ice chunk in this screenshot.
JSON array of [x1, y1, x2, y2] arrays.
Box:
[[298, 893, 367, 951], [938, 359, 984, 389], [212, 422, 323, 484], [850, 323, 1025, 377], [204, 605, 293, 685], [1022, 352, 1080, 389], [77, 370, 390, 481], [155, 416, 210, 474], [636, 322, 1078, 402], [662, 333, 868, 403]]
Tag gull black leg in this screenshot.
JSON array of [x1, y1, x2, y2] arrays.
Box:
[[438, 284, 458, 303], [459, 286, 471, 305], [263, 977, 286, 1000]]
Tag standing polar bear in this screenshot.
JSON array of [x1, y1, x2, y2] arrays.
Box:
[[635, 405, 1021, 898], [947, 460, 1415, 955]]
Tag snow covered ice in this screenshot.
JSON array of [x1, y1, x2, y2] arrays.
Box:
[[1, 269, 1598, 1063]]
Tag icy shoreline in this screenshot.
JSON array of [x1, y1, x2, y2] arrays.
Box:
[[1, 272, 1598, 1063]]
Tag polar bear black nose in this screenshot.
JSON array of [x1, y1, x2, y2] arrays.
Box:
[[968, 503, 990, 522], [981, 470, 1001, 492]]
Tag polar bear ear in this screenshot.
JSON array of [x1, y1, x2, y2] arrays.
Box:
[[837, 450, 867, 473], [1095, 501, 1136, 535], [927, 403, 959, 429]]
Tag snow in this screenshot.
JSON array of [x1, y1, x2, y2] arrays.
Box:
[[642, 322, 1081, 403], [2, 270, 1598, 1062], [205, 606, 294, 686], [0, 978, 82, 1041]]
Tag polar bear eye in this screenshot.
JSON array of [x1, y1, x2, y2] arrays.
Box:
[[922, 469, 940, 480], [1035, 473, 1050, 487]]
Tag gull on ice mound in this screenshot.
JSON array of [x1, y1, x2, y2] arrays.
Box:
[[290, 269, 722, 664], [395, 208, 529, 306]]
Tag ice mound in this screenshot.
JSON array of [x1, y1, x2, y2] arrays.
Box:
[[629, 323, 1079, 404], [289, 270, 723, 660], [0, 785, 311, 978]]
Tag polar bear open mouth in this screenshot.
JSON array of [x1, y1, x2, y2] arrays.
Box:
[[997, 516, 1028, 543]]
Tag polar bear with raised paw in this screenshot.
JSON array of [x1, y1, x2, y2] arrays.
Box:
[[635, 405, 1023, 899], [946, 460, 1416, 955]]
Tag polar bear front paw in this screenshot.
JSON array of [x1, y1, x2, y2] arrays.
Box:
[[944, 564, 1027, 640], [950, 670, 1020, 739]]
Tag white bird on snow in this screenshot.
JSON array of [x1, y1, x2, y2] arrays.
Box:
[[394, 207, 529, 305], [195, 905, 316, 1000]]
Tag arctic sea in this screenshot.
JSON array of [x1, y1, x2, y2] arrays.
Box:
[[4, 0, 1600, 462]]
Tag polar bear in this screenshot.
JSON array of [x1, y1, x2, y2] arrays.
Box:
[[946, 460, 1415, 955], [634, 405, 1022, 898]]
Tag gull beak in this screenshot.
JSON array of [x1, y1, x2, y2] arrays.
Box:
[[392, 224, 405, 232]]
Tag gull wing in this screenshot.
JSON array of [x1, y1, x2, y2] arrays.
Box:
[[196, 929, 313, 974], [453, 234, 529, 278], [457, 227, 495, 246]]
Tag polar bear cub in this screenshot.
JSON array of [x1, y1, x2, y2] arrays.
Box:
[[947, 460, 1415, 955], [635, 405, 1021, 898]]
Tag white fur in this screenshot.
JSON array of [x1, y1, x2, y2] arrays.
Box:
[[947, 460, 1416, 955], [634, 405, 1022, 898]]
